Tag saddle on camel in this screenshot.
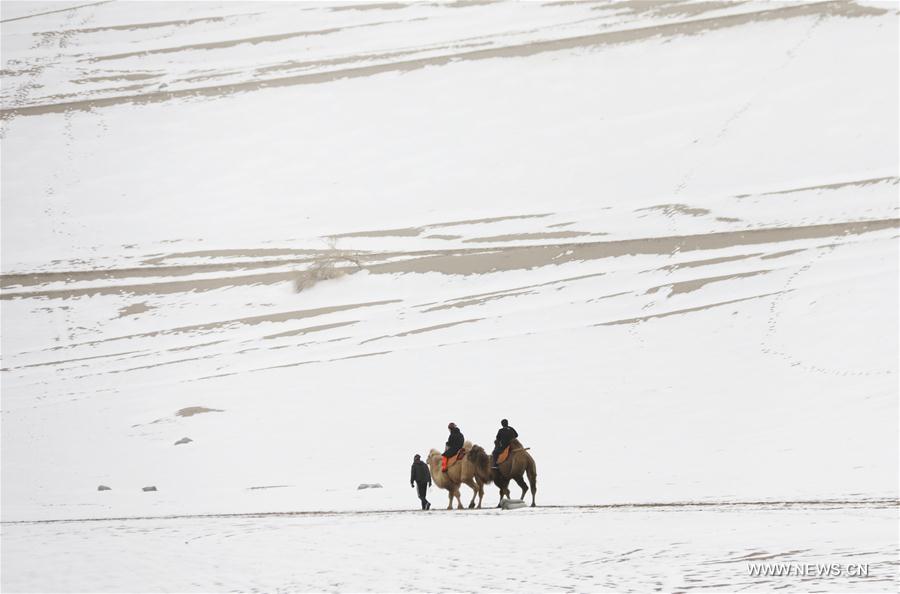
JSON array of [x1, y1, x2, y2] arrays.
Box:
[[441, 422, 465, 473]]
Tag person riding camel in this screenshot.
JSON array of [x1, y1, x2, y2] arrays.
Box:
[[441, 422, 464, 473], [492, 418, 518, 469]]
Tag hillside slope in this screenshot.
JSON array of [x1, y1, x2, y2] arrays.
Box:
[[1, 0, 897, 524]]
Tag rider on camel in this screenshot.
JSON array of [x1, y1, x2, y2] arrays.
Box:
[[492, 418, 518, 469], [441, 422, 464, 473]]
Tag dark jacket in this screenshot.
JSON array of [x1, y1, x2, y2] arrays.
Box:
[[495, 426, 518, 448], [443, 427, 464, 457], [410, 460, 431, 485]]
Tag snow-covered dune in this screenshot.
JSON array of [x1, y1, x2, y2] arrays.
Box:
[[1, 0, 898, 591]]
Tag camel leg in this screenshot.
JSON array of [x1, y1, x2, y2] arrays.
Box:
[[455, 488, 464, 510], [526, 462, 537, 507], [465, 478, 478, 509], [476, 478, 484, 509], [514, 475, 529, 501], [496, 482, 509, 507], [447, 489, 454, 510]]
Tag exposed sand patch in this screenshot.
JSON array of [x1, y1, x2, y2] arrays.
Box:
[[76, 73, 162, 84], [2, 349, 146, 371], [167, 340, 227, 352], [116, 302, 153, 318], [7, 1, 880, 118], [426, 213, 553, 228], [595, 0, 679, 13], [102, 354, 223, 375], [646, 269, 772, 296], [420, 271, 610, 311], [196, 349, 393, 379], [88, 20, 399, 63], [250, 38, 487, 78], [3, 220, 894, 300], [426, 234, 462, 240], [760, 248, 806, 260], [331, 227, 422, 238], [362, 318, 483, 343], [651, 0, 749, 19], [0, 270, 302, 300], [176, 406, 223, 417], [544, 0, 604, 6], [0, 0, 112, 24], [328, 2, 408, 11], [33, 14, 238, 35], [145, 248, 322, 262], [8, 340, 227, 372], [263, 321, 358, 340], [1, 258, 319, 289], [655, 253, 762, 272], [599, 292, 784, 325], [370, 219, 899, 276], [329, 214, 555, 239], [462, 231, 593, 243], [637, 203, 711, 217], [758, 176, 898, 196], [331, 351, 391, 361], [423, 290, 535, 312], [42, 300, 400, 351]]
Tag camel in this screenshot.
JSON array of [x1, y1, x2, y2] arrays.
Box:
[[492, 438, 537, 507], [426, 441, 493, 509]]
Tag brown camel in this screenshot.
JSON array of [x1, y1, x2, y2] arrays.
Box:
[[426, 442, 493, 509], [492, 438, 537, 507]]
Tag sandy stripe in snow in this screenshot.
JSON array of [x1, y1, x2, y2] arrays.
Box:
[[0, 0, 887, 119], [2, 218, 894, 300]]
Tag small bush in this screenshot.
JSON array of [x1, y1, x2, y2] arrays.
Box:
[[294, 244, 363, 292]]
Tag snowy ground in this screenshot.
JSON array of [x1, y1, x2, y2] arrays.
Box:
[[1, 0, 898, 592], [3, 501, 898, 593]]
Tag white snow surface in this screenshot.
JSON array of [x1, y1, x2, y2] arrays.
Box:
[[1, 0, 898, 592]]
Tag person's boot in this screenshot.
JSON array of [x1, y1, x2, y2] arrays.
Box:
[[426, 501, 431, 510]]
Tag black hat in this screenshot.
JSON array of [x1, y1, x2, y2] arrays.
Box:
[[448, 422, 457, 430], [414, 454, 421, 460], [501, 419, 509, 427]]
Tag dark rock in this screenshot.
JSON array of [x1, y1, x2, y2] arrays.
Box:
[[357, 483, 383, 490], [97, 485, 111, 491], [174, 437, 193, 445], [142, 486, 157, 492]]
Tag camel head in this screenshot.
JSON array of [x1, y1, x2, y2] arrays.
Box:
[[426, 449, 441, 468]]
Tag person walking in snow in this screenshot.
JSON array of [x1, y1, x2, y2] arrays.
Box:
[[441, 422, 464, 473], [492, 418, 518, 469], [410, 454, 432, 510]]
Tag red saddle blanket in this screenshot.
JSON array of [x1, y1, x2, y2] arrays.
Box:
[[497, 445, 511, 465], [441, 448, 466, 471]]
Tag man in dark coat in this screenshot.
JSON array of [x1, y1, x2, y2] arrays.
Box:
[[441, 422, 464, 473], [410, 454, 432, 510], [492, 418, 518, 469]]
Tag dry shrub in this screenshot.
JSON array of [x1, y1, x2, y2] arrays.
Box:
[[293, 243, 363, 292]]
